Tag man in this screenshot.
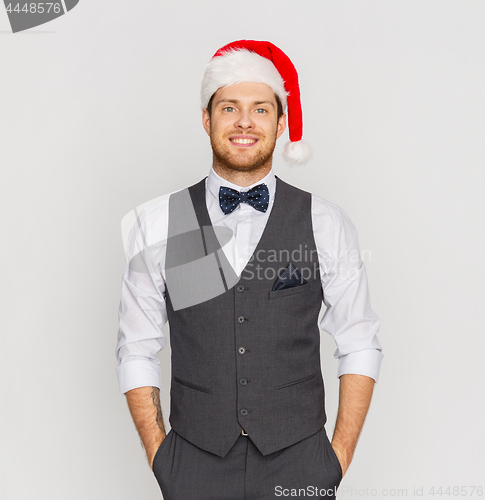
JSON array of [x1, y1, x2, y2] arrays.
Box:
[[116, 40, 383, 499]]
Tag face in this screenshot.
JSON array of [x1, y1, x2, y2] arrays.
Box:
[[202, 82, 286, 172]]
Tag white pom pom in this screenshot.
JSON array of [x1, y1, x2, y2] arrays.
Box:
[[282, 140, 313, 167]]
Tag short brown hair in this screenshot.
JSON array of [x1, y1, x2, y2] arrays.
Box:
[[206, 91, 284, 121]]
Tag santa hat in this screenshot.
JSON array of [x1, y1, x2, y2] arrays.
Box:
[[201, 40, 312, 167]]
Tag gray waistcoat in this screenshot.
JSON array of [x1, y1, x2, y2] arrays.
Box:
[[164, 175, 326, 458]]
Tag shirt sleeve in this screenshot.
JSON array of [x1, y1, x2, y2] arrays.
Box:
[[312, 195, 384, 382], [115, 202, 169, 394]]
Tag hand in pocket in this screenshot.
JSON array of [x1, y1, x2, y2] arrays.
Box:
[[150, 433, 167, 471]]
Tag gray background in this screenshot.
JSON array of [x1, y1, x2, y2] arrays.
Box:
[[1, 1, 484, 499]]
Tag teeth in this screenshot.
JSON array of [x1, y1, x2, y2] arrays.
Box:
[[231, 138, 257, 144]]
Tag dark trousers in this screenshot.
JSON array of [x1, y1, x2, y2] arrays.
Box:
[[152, 425, 343, 499]]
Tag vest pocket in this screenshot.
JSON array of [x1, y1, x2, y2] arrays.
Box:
[[173, 376, 212, 394], [274, 373, 317, 390], [268, 280, 312, 299]]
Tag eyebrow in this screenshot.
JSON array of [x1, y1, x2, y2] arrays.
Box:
[[214, 99, 275, 108]]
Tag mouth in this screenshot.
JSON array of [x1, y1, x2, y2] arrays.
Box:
[[229, 136, 259, 147]]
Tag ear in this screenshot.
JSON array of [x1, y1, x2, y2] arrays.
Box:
[[276, 113, 287, 140], [202, 108, 211, 137]]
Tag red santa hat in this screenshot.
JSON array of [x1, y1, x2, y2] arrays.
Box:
[[201, 40, 312, 167]]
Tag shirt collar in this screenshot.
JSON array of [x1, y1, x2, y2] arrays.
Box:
[[206, 165, 276, 203]]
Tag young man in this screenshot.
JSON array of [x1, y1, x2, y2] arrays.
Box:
[[116, 40, 383, 499]]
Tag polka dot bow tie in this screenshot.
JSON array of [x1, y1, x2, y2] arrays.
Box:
[[219, 183, 270, 215]]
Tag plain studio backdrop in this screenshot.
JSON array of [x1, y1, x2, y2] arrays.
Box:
[[1, 1, 484, 499]]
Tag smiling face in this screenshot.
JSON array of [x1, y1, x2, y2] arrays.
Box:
[[202, 82, 286, 174]]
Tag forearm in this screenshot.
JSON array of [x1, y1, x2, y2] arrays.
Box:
[[125, 386, 166, 468], [331, 373, 375, 475]]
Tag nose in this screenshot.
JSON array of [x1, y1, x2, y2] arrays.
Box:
[[234, 108, 254, 130]]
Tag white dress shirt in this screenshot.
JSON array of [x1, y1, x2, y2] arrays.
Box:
[[115, 166, 383, 394]]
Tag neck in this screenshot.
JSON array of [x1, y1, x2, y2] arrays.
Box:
[[212, 156, 273, 187]]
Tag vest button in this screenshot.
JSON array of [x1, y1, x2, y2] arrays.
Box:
[[240, 378, 247, 385], [238, 347, 246, 354], [237, 285, 244, 292], [240, 409, 248, 416], [237, 316, 245, 323]]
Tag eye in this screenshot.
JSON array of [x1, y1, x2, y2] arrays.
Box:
[[256, 108, 268, 114], [223, 106, 235, 113]]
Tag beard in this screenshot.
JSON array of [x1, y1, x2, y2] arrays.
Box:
[[210, 130, 277, 173]]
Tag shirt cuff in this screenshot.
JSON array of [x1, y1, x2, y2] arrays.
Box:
[[337, 349, 384, 383], [116, 359, 162, 394]]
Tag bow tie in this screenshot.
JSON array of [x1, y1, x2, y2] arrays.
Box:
[[219, 183, 270, 215]]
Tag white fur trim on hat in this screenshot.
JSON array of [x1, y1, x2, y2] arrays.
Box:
[[282, 139, 313, 167], [201, 49, 288, 111]]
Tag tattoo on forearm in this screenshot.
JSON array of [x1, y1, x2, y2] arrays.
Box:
[[150, 387, 164, 432]]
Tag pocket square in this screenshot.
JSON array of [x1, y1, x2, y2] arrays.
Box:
[[272, 263, 308, 291]]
